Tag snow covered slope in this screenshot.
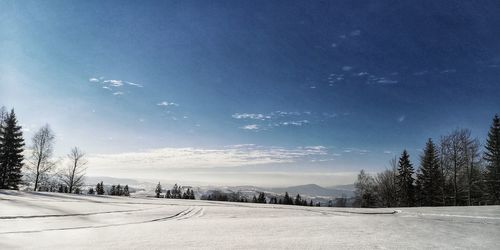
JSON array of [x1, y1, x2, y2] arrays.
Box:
[[0, 191, 498, 249]]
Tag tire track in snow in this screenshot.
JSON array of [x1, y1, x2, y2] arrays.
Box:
[[0, 207, 160, 220], [0, 206, 204, 235]]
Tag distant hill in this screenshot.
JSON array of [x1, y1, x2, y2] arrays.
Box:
[[264, 184, 354, 198]]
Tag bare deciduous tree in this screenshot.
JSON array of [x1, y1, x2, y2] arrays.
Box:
[[61, 147, 87, 193], [27, 124, 56, 191]]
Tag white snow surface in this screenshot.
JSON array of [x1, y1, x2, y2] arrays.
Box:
[[1, 191, 499, 249]]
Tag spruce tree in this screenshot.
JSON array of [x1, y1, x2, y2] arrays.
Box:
[[418, 139, 444, 206], [155, 182, 162, 198], [484, 114, 500, 204], [294, 194, 302, 206], [0, 109, 25, 190], [396, 150, 416, 207], [124, 185, 130, 196]]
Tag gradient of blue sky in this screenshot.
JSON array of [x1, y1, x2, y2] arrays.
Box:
[[1, 1, 499, 186]]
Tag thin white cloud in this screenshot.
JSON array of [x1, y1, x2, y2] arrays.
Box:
[[241, 124, 260, 130], [384, 150, 393, 154], [113, 91, 124, 96], [377, 79, 398, 84], [232, 113, 271, 120], [350, 30, 361, 36], [88, 145, 329, 169], [342, 66, 353, 71], [274, 120, 310, 127], [126, 81, 143, 87], [398, 115, 406, 123], [440, 69, 456, 74], [157, 101, 179, 107], [103, 80, 124, 87], [343, 148, 370, 155], [89, 78, 99, 83]]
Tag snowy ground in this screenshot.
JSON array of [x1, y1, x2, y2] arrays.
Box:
[[1, 191, 499, 249]]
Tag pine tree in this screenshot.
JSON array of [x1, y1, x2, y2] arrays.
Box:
[[189, 189, 195, 199], [294, 194, 302, 206], [257, 192, 266, 203], [155, 182, 162, 198], [0, 109, 25, 189], [97, 181, 105, 195], [484, 114, 500, 204], [418, 139, 444, 206], [396, 150, 416, 207], [309, 200, 313, 206], [110, 185, 116, 195], [124, 185, 130, 196], [252, 195, 257, 203], [117, 184, 122, 196], [88, 187, 95, 195]]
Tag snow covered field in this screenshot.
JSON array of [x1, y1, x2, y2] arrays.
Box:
[[1, 191, 499, 249]]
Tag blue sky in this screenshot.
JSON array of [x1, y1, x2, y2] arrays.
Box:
[[1, 1, 499, 186]]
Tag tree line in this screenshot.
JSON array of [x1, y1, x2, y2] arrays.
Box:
[[0, 106, 87, 193], [200, 189, 318, 206], [155, 182, 195, 199], [354, 114, 500, 207]]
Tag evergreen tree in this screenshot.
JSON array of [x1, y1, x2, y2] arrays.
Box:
[[396, 150, 416, 207], [88, 187, 95, 195], [283, 192, 293, 205], [124, 185, 130, 196], [110, 185, 116, 195], [155, 182, 162, 198], [252, 195, 257, 203], [484, 114, 500, 204], [0, 109, 25, 189], [97, 181, 105, 195], [257, 192, 266, 203], [294, 194, 302, 206], [189, 189, 195, 199], [117, 184, 122, 196], [165, 190, 171, 198], [309, 200, 313, 206], [418, 139, 444, 206]]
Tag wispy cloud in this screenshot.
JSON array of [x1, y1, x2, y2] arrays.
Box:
[[126, 81, 143, 87], [342, 66, 353, 71], [273, 120, 310, 127], [343, 148, 370, 155], [240, 124, 261, 130], [232, 113, 271, 120], [350, 29, 361, 36], [398, 115, 406, 123], [233, 111, 341, 131], [88, 145, 329, 169], [157, 101, 179, 107], [103, 80, 124, 87], [88, 77, 143, 95]]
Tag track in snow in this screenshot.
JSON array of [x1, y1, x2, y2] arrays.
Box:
[[0, 206, 205, 235]]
